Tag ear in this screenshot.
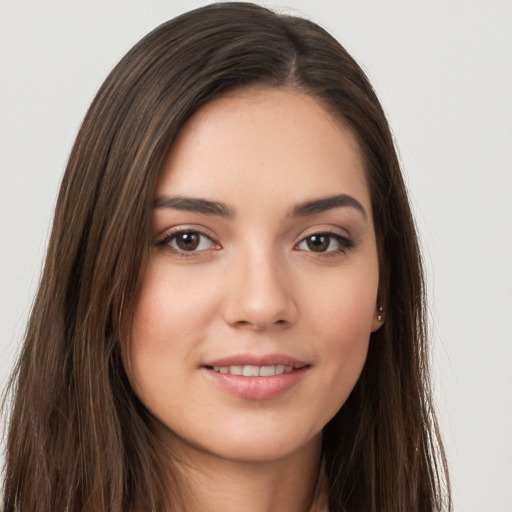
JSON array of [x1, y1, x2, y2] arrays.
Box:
[[371, 305, 384, 332]]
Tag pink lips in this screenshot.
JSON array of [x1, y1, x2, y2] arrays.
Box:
[[201, 353, 310, 400]]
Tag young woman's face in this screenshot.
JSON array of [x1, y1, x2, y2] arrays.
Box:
[[130, 88, 381, 463]]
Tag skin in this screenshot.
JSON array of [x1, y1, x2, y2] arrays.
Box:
[[129, 87, 381, 511]]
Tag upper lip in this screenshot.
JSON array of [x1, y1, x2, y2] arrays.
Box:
[[203, 353, 309, 368]]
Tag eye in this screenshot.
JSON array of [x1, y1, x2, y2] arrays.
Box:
[[158, 230, 218, 254], [297, 232, 353, 254]]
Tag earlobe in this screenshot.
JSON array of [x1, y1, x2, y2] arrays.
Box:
[[371, 305, 384, 332]]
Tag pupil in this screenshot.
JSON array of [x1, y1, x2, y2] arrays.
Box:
[[307, 235, 328, 252], [177, 232, 200, 251]]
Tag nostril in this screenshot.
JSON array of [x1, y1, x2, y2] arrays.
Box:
[[232, 318, 287, 329]]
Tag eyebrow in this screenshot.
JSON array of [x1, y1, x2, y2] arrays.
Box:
[[154, 195, 233, 217], [153, 193, 367, 219], [290, 194, 367, 218]]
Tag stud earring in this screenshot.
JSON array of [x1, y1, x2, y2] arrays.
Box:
[[377, 306, 384, 322]]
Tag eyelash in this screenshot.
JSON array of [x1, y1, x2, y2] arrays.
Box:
[[156, 229, 354, 257], [156, 229, 219, 258], [295, 231, 355, 257]]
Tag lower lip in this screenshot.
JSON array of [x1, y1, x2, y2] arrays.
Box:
[[201, 366, 309, 400]]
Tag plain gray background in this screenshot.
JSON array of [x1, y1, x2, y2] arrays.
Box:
[[1, 1, 511, 510]]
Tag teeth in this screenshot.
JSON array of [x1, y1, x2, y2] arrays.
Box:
[[211, 364, 296, 376], [230, 365, 243, 376], [259, 365, 276, 377], [242, 365, 260, 376]]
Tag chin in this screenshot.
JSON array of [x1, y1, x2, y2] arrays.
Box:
[[203, 429, 321, 464], [155, 413, 323, 465]]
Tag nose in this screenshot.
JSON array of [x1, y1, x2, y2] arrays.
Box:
[[222, 249, 298, 330]]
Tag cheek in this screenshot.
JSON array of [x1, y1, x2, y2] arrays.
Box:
[[132, 262, 219, 346], [303, 263, 378, 411], [309, 315, 371, 428], [128, 262, 219, 401], [306, 260, 379, 336]]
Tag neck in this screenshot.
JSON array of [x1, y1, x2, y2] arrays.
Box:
[[162, 432, 325, 512]]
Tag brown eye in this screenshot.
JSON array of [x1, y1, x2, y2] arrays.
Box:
[[306, 234, 329, 252], [160, 230, 217, 253], [297, 232, 354, 255], [175, 232, 200, 251]]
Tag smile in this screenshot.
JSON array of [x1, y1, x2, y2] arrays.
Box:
[[202, 356, 310, 400], [211, 365, 294, 376]]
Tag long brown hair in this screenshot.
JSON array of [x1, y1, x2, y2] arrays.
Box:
[[2, 3, 450, 511]]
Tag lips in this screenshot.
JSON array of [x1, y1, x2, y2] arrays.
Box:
[[201, 354, 310, 400]]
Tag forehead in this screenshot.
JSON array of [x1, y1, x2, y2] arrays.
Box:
[[157, 87, 371, 214]]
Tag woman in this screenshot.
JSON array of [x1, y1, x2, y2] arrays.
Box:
[[1, 3, 450, 511]]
